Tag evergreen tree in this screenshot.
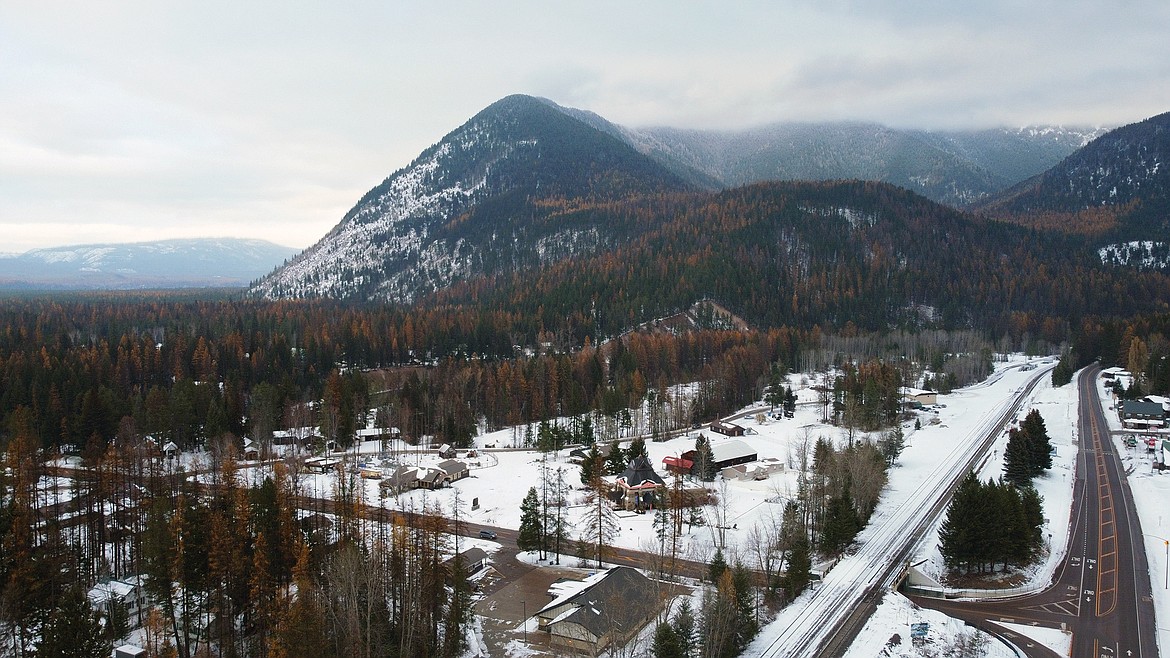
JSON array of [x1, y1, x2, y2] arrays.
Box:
[[35, 587, 111, 658], [1052, 353, 1074, 387], [877, 425, 905, 466], [605, 442, 627, 476], [1003, 428, 1034, 487], [732, 563, 759, 652], [672, 599, 696, 658], [820, 484, 861, 556], [708, 547, 729, 582], [652, 621, 684, 658], [627, 435, 649, 462], [517, 487, 542, 552], [693, 434, 716, 481], [939, 472, 981, 572], [580, 443, 601, 485], [781, 532, 812, 602], [1022, 409, 1053, 475]]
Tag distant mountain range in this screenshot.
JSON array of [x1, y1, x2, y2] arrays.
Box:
[[0, 238, 298, 290]]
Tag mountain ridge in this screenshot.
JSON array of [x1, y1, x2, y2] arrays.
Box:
[[0, 238, 297, 290]]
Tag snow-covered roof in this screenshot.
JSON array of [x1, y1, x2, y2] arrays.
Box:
[[710, 439, 756, 463]]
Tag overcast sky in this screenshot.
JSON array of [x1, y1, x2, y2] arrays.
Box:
[[2, 1, 1168, 253]]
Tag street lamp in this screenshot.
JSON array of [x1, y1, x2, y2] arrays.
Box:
[[1146, 533, 1170, 589]]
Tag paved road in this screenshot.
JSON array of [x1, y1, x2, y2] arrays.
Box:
[[910, 365, 1159, 657]]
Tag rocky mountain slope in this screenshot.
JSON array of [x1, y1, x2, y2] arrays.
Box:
[[251, 95, 691, 302]]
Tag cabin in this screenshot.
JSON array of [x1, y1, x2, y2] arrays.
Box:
[[569, 442, 615, 464], [662, 455, 694, 475], [437, 444, 457, 459], [535, 567, 661, 656], [444, 547, 490, 578], [88, 577, 147, 629], [682, 439, 757, 473], [709, 420, 746, 437]]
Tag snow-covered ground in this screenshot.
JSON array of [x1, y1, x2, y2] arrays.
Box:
[[273, 354, 1069, 657], [746, 358, 1058, 657], [839, 362, 1079, 657]]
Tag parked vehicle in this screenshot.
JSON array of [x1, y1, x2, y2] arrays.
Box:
[[478, 530, 497, 540]]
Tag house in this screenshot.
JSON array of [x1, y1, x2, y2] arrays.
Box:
[[721, 457, 784, 481], [535, 566, 662, 655], [303, 457, 342, 473], [416, 467, 450, 490], [242, 439, 260, 461], [443, 547, 490, 578], [709, 420, 745, 437], [114, 646, 147, 658], [902, 387, 938, 407], [88, 577, 147, 629], [1119, 399, 1165, 429], [437, 459, 469, 482], [162, 441, 180, 460], [613, 455, 665, 511], [380, 466, 420, 495], [437, 444, 457, 459], [569, 443, 615, 464]]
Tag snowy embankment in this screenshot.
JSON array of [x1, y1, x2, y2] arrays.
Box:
[[749, 359, 1056, 657], [840, 364, 1079, 658]]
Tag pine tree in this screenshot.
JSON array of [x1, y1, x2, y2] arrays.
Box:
[[672, 599, 696, 658], [820, 484, 860, 556], [781, 532, 812, 602], [708, 547, 729, 582], [939, 472, 980, 572], [732, 563, 758, 652], [627, 435, 648, 461], [579, 443, 601, 485], [517, 487, 542, 552], [1022, 409, 1053, 475], [1003, 428, 1033, 487], [693, 434, 716, 481], [605, 442, 627, 476], [652, 621, 684, 658], [35, 587, 111, 658]]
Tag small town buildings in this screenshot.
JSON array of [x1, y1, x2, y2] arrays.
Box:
[[1119, 399, 1166, 429], [721, 457, 785, 481], [114, 646, 146, 658], [162, 441, 180, 460], [304, 457, 342, 473], [438, 444, 457, 459], [613, 455, 665, 511], [902, 387, 938, 408], [437, 459, 470, 482], [709, 420, 746, 437], [242, 439, 260, 461], [662, 455, 694, 474], [535, 567, 662, 656], [682, 439, 758, 474]]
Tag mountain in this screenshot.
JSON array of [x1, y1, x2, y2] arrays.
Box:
[[253, 94, 1103, 304], [624, 122, 1101, 207], [0, 238, 298, 290], [978, 111, 1170, 243], [251, 95, 692, 302]]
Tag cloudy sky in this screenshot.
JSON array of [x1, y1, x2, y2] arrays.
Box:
[[2, 1, 1168, 253]]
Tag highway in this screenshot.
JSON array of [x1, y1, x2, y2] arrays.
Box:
[[755, 363, 1054, 657], [911, 365, 1159, 658]]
